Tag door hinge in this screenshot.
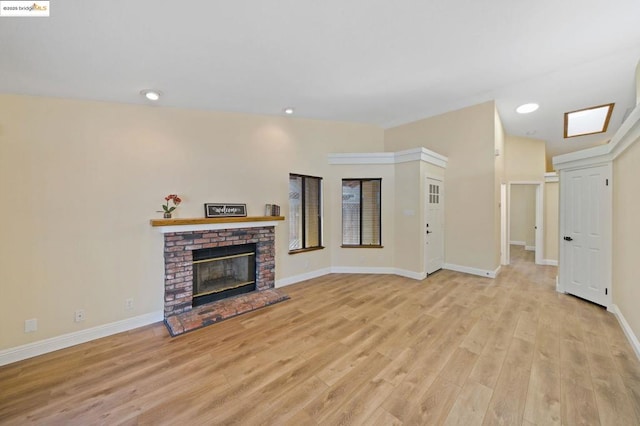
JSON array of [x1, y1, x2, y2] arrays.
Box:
[[605, 288, 608, 295], [606, 178, 609, 186]]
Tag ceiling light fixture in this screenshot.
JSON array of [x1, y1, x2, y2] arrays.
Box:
[[564, 103, 614, 138], [140, 89, 161, 101], [516, 103, 539, 114], [284, 107, 294, 115]]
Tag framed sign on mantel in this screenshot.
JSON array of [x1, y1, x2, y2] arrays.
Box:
[[204, 203, 247, 218]]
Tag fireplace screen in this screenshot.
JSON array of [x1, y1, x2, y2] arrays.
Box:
[[192, 244, 256, 307]]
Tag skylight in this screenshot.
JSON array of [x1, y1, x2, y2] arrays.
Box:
[[564, 103, 614, 138]]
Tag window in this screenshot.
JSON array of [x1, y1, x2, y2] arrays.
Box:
[[342, 178, 382, 247], [289, 174, 323, 253], [429, 183, 440, 204]]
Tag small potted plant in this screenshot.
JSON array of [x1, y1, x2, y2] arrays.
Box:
[[161, 194, 181, 218]]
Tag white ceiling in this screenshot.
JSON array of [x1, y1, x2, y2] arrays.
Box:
[[1, 0, 639, 159]]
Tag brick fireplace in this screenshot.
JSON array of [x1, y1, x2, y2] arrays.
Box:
[[152, 217, 288, 336]]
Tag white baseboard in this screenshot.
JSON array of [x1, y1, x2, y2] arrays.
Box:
[[525, 245, 536, 251], [494, 265, 502, 277], [609, 304, 640, 361], [510, 241, 525, 246], [331, 266, 426, 280], [275, 267, 331, 288], [394, 269, 427, 280], [0, 311, 163, 367], [330, 266, 395, 275], [444, 263, 500, 279], [542, 259, 558, 266], [277, 266, 428, 285]]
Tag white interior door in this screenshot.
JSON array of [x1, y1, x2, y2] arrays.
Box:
[[426, 177, 444, 275], [560, 165, 611, 307]]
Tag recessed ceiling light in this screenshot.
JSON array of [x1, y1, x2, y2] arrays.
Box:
[[564, 103, 614, 138], [284, 107, 294, 115], [140, 89, 161, 101], [516, 103, 539, 114]]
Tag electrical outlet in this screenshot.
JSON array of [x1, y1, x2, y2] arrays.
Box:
[[125, 298, 134, 310], [74, 309, 85, 322], [24, 318, 37, 333]]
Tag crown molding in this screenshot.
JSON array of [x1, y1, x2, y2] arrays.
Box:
[[328, 147, 448, 168], [544, 172, 559, 183], [327, 152, 394, 164]]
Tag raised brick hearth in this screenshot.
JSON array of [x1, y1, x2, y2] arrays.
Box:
[[162, 224, 288, 335], [164, 288, 288, 336]]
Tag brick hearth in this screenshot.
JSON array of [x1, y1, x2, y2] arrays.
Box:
[[162, 225, 288, 335], [164, 288, 288, 336]]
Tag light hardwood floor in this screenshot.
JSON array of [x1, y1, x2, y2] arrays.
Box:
[[1, 246, 639, 425]]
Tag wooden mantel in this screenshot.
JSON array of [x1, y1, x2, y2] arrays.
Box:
[[150, 216, 285, 233], [150, 216, 285, 227]]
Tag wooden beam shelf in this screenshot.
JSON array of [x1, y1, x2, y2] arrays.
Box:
[[150, 216, 285, 227]]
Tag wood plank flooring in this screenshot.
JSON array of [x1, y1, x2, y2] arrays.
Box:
[[1, 246, 639, 425]]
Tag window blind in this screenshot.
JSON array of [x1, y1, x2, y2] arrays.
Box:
[[342, 178, 381, 246]]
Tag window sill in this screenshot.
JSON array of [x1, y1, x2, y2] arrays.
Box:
[[341, 245, 384, 249], [288, 246, 325, 255]]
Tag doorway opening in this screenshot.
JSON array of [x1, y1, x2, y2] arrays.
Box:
[[503, 182, 543, 265]]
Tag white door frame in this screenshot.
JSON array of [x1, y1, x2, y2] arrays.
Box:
[[425, 175, 444, 275], [506, 181, 544, 265], [500, 183, 507, 265]]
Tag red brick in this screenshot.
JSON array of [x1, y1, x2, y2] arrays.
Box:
[[162, 226, 278, 335]]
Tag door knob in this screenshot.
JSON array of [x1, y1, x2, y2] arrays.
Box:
[[563, 236, 573, 241], [426, 231, 433, 234]]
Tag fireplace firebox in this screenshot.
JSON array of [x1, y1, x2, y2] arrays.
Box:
[[192, 243, 256, 307]]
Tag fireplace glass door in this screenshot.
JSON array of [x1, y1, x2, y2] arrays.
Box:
[[192, 244, 256, 306]]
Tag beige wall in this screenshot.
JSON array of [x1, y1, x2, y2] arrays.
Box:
[[546, 156, 554, 173], [613, 57, 639, 342], [384, 101, 499, 273], [392, 161, 421, 273], [0, 94, 384, 349], [544, 181, 559, 262], [510, 185, 536, 247], [505, 135, 546, 181], [613, 135, 640, 346]]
